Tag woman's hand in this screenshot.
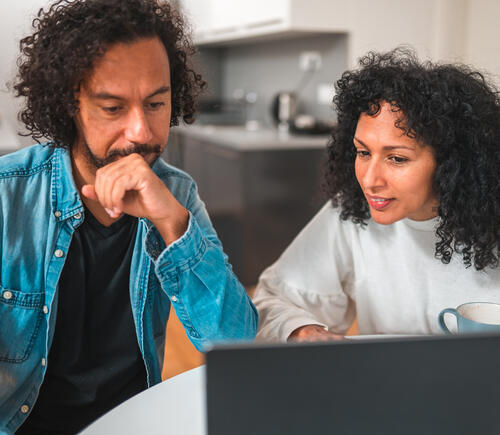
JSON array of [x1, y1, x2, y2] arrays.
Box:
[[288, 324, 343, 342]]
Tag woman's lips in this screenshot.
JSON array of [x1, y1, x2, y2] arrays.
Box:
[[366, 195, 393, 211]]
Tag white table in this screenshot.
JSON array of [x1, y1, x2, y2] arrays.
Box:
[[80, 366, 205, 435], [80, 336, 417, 434]]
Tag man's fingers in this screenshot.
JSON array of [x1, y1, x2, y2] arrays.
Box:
[[81, 184, 98, 200], [82, 183, 118, 217], [110, 173, 133, 209], [95, 167, 137, 217], [81, 153, 175, 222]]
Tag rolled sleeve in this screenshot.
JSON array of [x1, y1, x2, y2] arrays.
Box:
[[149, 212, 205, 279], [144, 211, 257, 351]]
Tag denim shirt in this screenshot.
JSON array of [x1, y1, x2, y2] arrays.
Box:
[[0, 144, 258, 434]]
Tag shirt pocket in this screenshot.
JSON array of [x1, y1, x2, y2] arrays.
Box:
[[0, 286, 44, 363]]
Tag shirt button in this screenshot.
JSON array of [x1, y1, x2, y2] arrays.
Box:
[[41, 358, 46, 367], [74, 212, 82, 219], [2, 290, 13, 300], [21, 405, 30, 414], [54, 211, 61, 218], [54, 249, 64, 258], [43, 305, 49, 314], [171, 295, 178, 303]]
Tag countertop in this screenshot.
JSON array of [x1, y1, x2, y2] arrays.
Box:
[[171, 124, 331, 151]]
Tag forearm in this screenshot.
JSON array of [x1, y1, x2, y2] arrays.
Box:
[[151, 214, 257, 350], [253, 281, 328, 342], [152, 204, 189, 247]]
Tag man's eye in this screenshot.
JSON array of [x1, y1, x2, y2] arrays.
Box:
[[103, 106, 121, 113], [148, 102, 165, 109]]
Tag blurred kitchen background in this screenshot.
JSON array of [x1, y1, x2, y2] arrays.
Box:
[[1, 0, 500, 286]]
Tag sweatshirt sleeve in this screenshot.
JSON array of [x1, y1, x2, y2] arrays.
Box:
[[253, 201, 356, 342], [144, 182, 258, 351]]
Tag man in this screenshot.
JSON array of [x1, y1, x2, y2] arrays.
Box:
[[0, 0, 257, 433]]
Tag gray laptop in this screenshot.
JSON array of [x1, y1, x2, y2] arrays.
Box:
[[206, 334, 500, 435]]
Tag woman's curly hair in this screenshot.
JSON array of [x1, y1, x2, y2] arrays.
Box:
[[14, 0, 205, 147], [325, 47, 500, 270]]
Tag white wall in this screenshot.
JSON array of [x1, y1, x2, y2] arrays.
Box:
[[346, 0, 500, 86], [0, 0, 49, 150], [463, 0, 500, 84], [342, 0, 469, 68], [348, 0, 500, 84]]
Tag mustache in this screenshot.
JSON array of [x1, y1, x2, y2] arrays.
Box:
[[81, 140, 163, 171], [107, 143, 162, 160]]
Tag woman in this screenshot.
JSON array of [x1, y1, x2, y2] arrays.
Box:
[[253, 48, 500, 341]]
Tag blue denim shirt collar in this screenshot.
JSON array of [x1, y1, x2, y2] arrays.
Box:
[[50, 146, 84, 222]]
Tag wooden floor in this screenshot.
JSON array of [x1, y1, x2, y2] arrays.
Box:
[[161, 289, 358, 380]]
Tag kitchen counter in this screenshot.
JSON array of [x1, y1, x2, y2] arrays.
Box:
[[170, 124, 330, 151]]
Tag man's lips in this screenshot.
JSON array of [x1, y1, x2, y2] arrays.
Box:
[[366, 195, 394, 211]]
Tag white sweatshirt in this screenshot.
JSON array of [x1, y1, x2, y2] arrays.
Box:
[[253, 201, 500, 341]]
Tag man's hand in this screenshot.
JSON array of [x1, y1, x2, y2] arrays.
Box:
[[288, 324, 344, 342], [81, 153, 189, 245]]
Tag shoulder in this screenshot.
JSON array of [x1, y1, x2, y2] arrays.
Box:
[[311, 201, 364, 239], [280, 201, 358, 260], [152, 157, 194, 187], [152, 157, 197, 203], [0, 143, 56, 178], [307, 203, 411, 252]]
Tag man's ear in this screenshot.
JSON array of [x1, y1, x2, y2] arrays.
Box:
[[72, 80, 82, 111], [72, 85, 82, 125]]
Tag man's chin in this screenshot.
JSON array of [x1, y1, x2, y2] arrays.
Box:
[[135, 148, 162, 166], [143, 152, 161, 167]]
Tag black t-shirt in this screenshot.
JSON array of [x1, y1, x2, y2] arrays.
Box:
[[17, 209, 148, 434]]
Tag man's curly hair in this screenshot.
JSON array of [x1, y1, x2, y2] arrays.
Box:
[[14, 0, 205, 148], [325, 47, 500, 270]]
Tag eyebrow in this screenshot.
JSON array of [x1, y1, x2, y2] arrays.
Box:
[[353, 137, 416, 151], [90, 85, 171, 101]]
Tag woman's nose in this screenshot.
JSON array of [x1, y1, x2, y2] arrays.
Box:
[[361, 160, 385, 190]]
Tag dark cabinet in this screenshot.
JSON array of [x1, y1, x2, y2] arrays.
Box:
[[164, 131, 327, 286]]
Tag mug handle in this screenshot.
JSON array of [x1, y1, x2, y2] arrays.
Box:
[[438, 308, 458, 334]]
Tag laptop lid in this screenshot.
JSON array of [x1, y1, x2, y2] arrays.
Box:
[[206, 334, 500, 435]]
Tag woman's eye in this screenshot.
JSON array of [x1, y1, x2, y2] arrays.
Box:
[[356, 150, 370, 158], [389, 156, 409, 164]]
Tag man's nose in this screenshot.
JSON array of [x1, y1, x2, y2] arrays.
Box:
[[124, 108, 153, 144]]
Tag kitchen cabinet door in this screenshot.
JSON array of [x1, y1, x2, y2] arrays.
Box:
[[236, 0, 288, 30], [165, 132, 326, 285], [208, 0, 244, 34], [179, 0, 213, 35], [180, 0, 289, 43]]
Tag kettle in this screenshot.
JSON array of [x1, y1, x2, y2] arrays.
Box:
[[271, 91, 298, 132]]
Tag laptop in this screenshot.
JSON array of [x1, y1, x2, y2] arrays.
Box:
[[205, 334, 500, 435]]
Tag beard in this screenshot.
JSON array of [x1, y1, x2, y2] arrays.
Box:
[[81, 139, 163, 171]]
